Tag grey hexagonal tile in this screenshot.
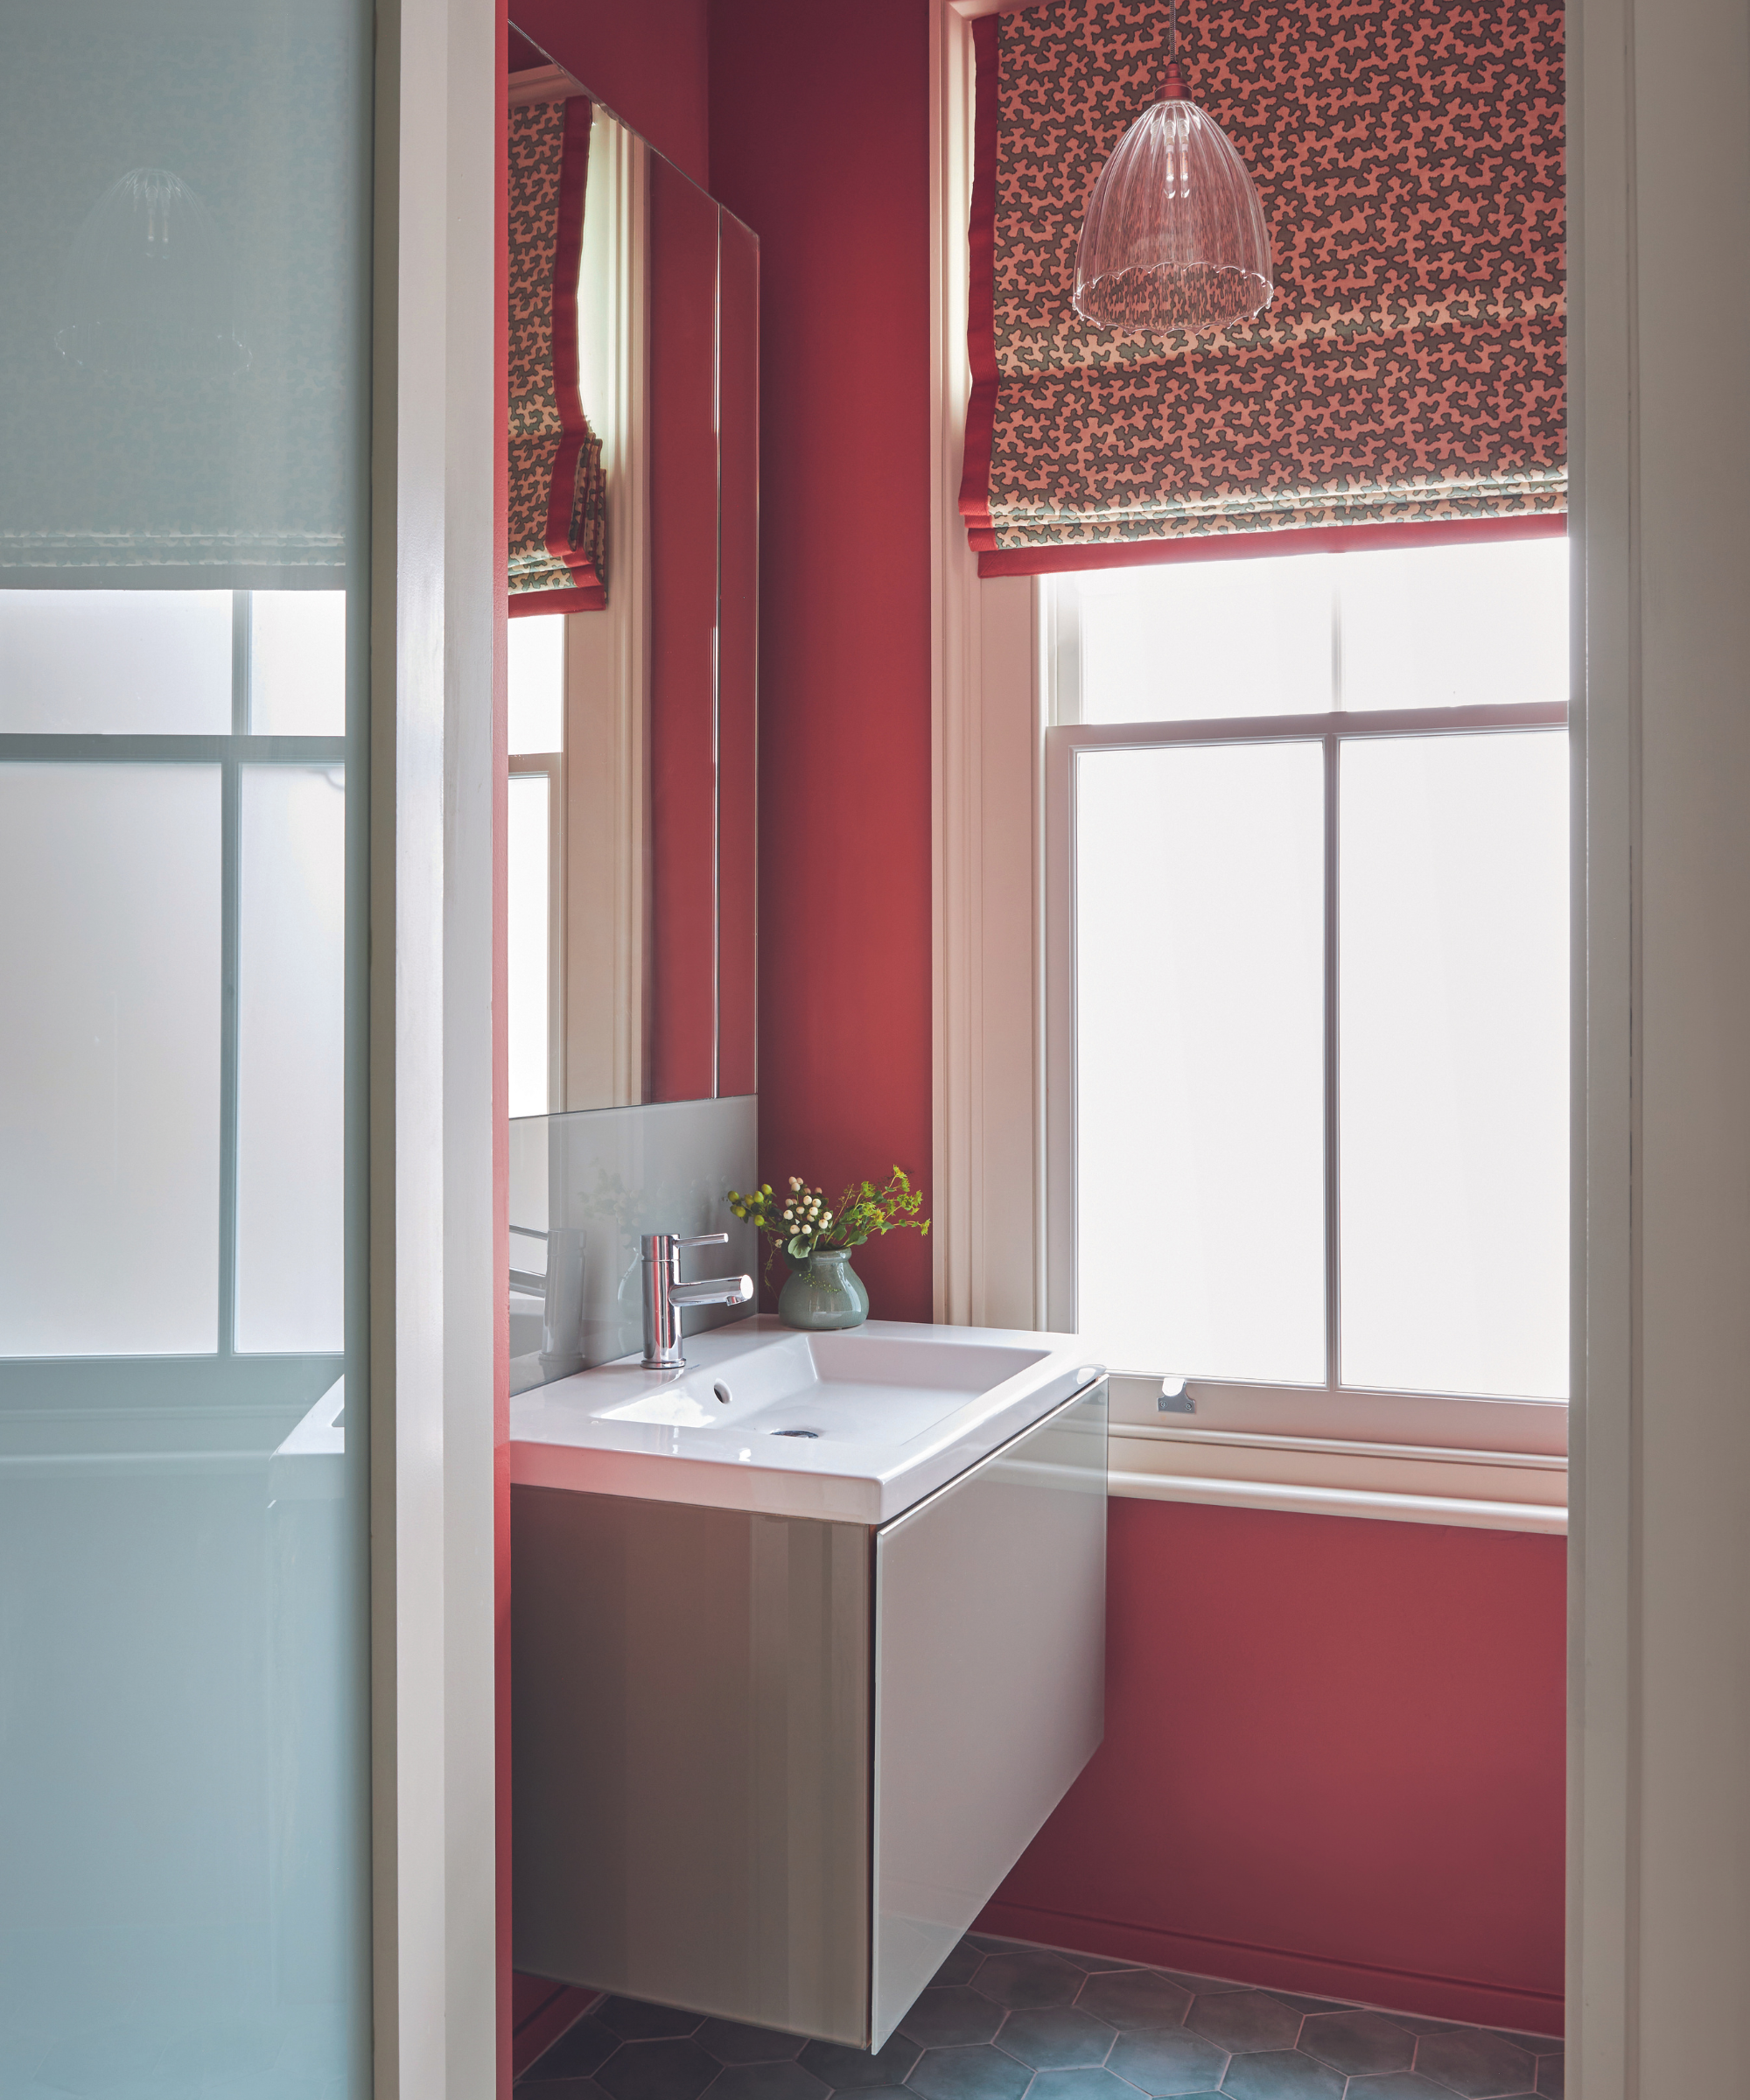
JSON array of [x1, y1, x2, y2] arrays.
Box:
[[1184, 1995, 1302, 2056], [1154, 1973, 1241, 1998], [1535, 2054, 1564, 2099], [596, 2040, 718, 2100], [905, 2042, 1033, 2100], [1105, 2026, 1229, 2096], [994, 2008, 1116, 2070], [694, 2023, 806, 2067], [966, 1936, 1016, 1954], [523, 2017, 619, 2082], [1026, 2072, 1154, 2100], [1341, 2079, 1469, 2100], [1413, 2028, 1539, 2097], [1218, 2050, 1343, 2098], [1297, 2011, 1416, 2077], [520, 2080, 612, 2100], [599, 2003, 704, 2043], [1073, 1956, 1146, 1974], [1074, 1971, 1194, 2031], [1265, 1997, 1348, 2016], [974, 1953, 1086, 2010], [931, 1943, 984, 1989], [704, 2062, 828, 2100], [798, 2034, 920, 2090], [1382, 2019, 1468, 2038], [899, 1990, 1004, 2048]]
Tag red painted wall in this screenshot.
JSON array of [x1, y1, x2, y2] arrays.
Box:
[[511, 0, 710, 187], [979, 1500, 1567, 2033], [710, 0, 936, 1323]]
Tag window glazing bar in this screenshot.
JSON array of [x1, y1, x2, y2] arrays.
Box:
[[1049, 699, 1567, 751]]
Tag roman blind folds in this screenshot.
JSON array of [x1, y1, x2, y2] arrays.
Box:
[[960, 0, 1564, 570]]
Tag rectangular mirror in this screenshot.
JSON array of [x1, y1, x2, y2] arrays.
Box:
[[508, 55, 758, 1116]]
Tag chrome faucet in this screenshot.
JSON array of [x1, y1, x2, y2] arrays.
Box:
[[640, 1232, 753, 1370]]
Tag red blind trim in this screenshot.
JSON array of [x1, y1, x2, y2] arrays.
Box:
[[542, 95, 601, 591], [976, 510, 1567, 578], [956, 12, 1001, 538], [508, 582, 606, 616]]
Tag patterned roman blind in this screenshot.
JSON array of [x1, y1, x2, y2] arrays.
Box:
[[960, 0, 1565, 570], [508, 93, 608, 608]]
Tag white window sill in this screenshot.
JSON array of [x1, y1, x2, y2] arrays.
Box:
[[1104, 1377, 1568, 1536]]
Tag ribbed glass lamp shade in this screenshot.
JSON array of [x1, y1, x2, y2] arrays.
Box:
[[1073, 64, 1272, 333], [53, 168, 248, 377]]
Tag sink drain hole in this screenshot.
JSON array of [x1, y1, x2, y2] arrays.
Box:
[[713, 1382, 732, 1405], [772, 1428, 819, 1438]]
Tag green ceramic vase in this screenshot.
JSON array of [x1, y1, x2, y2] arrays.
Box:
[[778, 1246, 870, 1331]]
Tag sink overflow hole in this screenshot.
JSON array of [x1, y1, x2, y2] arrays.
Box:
[[773, 1428, 819, 1438], [713, 1382, 732, 1405]]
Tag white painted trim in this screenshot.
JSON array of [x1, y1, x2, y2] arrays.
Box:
[[930, 0, 1047, 1333], [369, 0, 498, 2094]]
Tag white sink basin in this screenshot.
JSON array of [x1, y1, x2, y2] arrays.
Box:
[[510, 1315, 1105, 1522]]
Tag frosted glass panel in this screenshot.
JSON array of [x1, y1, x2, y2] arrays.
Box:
[[509, 614, 566, 753], [235, 767, 346, 1352], [0, 591, 232, 734], [1340, 732, 1569, 1397], [1075, 743, 1326, 1380], [0, 764, 220, 1354], [509, 772, 552, 1116], [1340, 537, 1569, 710], [1072, 557, 1331, 724], [250, 591, 346, 735]]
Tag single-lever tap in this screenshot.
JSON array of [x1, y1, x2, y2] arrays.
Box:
[[640, 1232, 753, 1370]]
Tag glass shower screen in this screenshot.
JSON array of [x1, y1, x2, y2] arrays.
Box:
[[0, 3, 373, 2091]]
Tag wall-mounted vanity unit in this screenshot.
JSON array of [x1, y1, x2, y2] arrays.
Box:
[[512, 1321, 1108, 2049]]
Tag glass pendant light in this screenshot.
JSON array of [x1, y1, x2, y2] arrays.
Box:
[[1073, 0, 1271, 333], [53, 169, 249, 377]]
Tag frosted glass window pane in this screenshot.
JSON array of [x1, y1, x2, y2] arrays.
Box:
[[234, 767, 346, 1353], [1340, 732, 1569, 1397], [1340, 537, 1569, 710], [0, 765, 220, 1353], [249, 591, 346, 735], [1072, 557, 1331, 724], [1075, 743, 1326, 1380], [509, 615, 566, 753], [509, 773, 551, 1116], [0, 591, 232, 734]]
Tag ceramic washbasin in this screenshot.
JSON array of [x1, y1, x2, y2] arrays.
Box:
[[509, 1314, 1105, 1522]]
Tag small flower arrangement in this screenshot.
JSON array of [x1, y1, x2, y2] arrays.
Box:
[[729, 1166, 930, 1280]]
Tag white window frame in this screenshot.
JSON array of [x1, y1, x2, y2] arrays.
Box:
[[1043, 593, 1572, 1463]]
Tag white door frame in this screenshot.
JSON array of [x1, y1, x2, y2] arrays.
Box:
[[930, 0, 1750, 2085], [370, 0, 500, 2094]]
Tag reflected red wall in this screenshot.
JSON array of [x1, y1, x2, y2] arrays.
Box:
[[510, 0, 710, 186], [710, 0, 935, 1320], [979, 1501, 1567, 2031]]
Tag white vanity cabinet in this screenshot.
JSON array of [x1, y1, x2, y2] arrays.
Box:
[[512, 1375, 1106, 2048]]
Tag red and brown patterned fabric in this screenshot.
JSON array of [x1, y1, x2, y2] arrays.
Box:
[[961, 0, 1565, 570], [509, 94, 608, 610]]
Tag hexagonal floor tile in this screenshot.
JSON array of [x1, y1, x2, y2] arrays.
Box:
[[1184, 1995, 1303, 2056], [1412, 2028, 1540, 2097], [905, 2043, 1033, 2100], [523, 2016, 619, 2082], [995, 2007, 1116, 2070], [797, 2034, 920, 2091], [1340, 2078, 1470, 2099], [898, 1990, 1004, 2049], [974, 1953, 1085, 2011], [599, 2002, 704, 2043], [931, 1944, 985, 1989], [595, 2039, 719, 2100], [1074, 1971, 1194, 2032], [1026, 2070, 1152, 2100], [694, 2022, 806, 2066], [1217, 2049, 1343, 2099], [1297, 2011, 1417, 2077], [704, 2061, 829, 2100], [518, 2079, 612, 2100], [1535, 2054, 1564, 2098], [1105, 2026, 1229, 2096]]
